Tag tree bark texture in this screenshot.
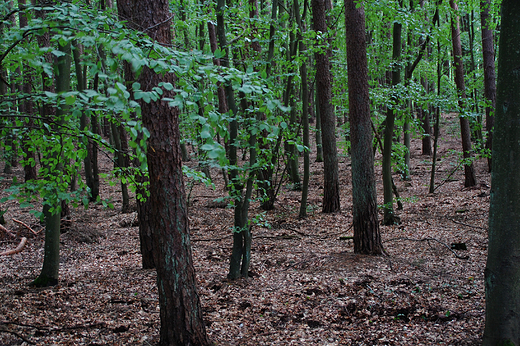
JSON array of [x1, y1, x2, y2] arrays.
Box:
[[312, 0, 340, 213], [450, 0, 477, 187], [480, 0, 496, 172], [345, 0, 382, 255], [382, 20, 401, 225], [117, 0, 210, 344], [483, 1, 520, 344], [18, 0, 37, 182]]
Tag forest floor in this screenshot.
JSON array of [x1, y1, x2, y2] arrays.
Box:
[[0, 113, 489, 345]]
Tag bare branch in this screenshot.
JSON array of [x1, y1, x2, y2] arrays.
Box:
[[0, 237, 28, 256]]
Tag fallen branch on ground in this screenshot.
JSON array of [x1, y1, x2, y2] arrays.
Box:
[[12, 218, 40, 235], [384, 237, 469, 260], [0, 224, 16, 238], [0, 237, 27, 256], [0, 325, 35, 344], [446, 217, 487, 232]]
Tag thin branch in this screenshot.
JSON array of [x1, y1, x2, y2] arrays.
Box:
[[447, 217, 487, 231], [12, 219, 39, 235], [0, 224, 16, 238], [384, 237, 469, 260], [432, 159, 463, 192], [0, 325, 35, 345], [144, 14, 175, 33]]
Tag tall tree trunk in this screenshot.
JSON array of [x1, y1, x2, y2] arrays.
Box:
[[480, 0, 496, 172], [312, 0, 340, 213], [117, 1, 210, 343], [216, 0, 255, 280], [484, 1, 520, 343], [421, 76, 432, 155], [18, 0, 37, 182], [296, 0, 310, 218], [345, 0, 382, 254], [382, 19, 401, 225], [450, 0, 477, 187], [315, 89, 323, 162], [283, 27, 301, 187]]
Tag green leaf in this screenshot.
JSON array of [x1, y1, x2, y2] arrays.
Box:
[[65, 94, 76, 105]]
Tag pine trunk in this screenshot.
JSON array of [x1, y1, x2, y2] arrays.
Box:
[[450, 0, 477, 187], [312, 0, 340, 213], [117, 0, 210, 343], [345, 0, 382, 254]]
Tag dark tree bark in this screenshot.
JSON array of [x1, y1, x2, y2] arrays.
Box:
[[481, 0, 496, 172], [296, 0, 310, 218], [483, 1, 520, 344], [382, 19, 401, 225], [312, 0, 340, 213], [421, 76, 432, 155], [450, 0, 477, 187], [345, 0, 382, 254], [18, 0, 37, 182], [117, 0, 210, 344]]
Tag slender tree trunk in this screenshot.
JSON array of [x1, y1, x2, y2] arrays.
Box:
[[450, 0, 477, 187], [484, 1, 520, 344], [296, 0, 310, 218], [315, 89, 323, 162], [481, 0, 496, 172], [216, 0, 255, 279], [312, 0, 340, 213], [18, 0, 37, 182], [110, 123, 131, 212], [33, 40, 71, 287], [383, 19, 401, 225], [345, 0, 382, 254], [421, 76, 432, 155], [283, 29, 301, 187]]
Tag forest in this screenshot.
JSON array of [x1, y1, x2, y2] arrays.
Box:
[[0, 0, 518, 344]]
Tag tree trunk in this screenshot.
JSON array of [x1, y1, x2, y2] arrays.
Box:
[[312, 0, 340, 213], [18, 0, 37, 182], [382, 20, 401, 225], [33, 39, 71, 288], [216, 0, 255, 280], [296, 0, 310, 218], [481, 0, 496, 172], [484, 1, 520, 344], [117, 0, 210, 343], [450, 0, 477, 188], [421, 76, 432, 155], [345, 0, 382, 254]]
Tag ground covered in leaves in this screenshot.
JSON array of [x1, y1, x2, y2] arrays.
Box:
[[1, 115, 488, 345]]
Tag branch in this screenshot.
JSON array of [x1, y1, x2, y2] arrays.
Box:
[[0, 325, 35, 345], [446, 217, 487, 232], [384, 237, 469, 260], [0, 237, 28, 256], [12, 219, 39, 235], [0, 224, 16, 238]]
